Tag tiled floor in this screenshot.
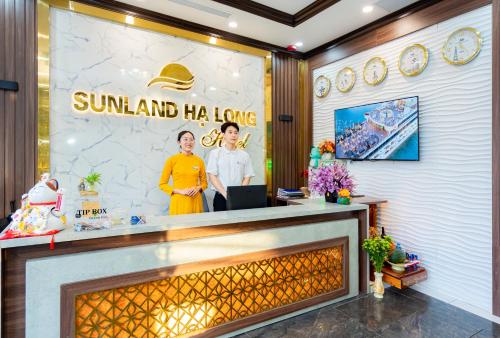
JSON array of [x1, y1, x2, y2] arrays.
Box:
[[234, 288, 500, 338]]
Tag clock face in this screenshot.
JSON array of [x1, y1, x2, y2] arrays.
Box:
[[363, 57, 387, 86], [314, 75, 331, 98], [442, 27, 482, 65], [336, 67, 356, 93], [399, 44, 428, 77]]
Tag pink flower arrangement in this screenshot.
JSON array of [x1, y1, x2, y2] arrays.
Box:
[[309, 162, 355, 195]]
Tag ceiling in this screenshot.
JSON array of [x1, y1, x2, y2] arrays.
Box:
[[119, 0, 420, 52]]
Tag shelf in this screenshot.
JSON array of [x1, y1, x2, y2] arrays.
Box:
[[382, 266, 427, 289]]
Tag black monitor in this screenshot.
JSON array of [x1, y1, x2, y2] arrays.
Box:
[[226, 185, 267, 211]]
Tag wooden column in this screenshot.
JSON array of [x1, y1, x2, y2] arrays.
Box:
[[0, 0, 38, 220], [272, 54, 302, 197]]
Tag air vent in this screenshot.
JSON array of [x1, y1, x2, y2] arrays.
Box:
[[168, 0, 231, 18]]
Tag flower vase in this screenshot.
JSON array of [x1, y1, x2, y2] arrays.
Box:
[[373, 272, 385, 299], [325, 191, 338, 203], [321, 152, 333, 160]]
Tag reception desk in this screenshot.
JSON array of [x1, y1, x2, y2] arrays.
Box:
[[1, 201, 368, 338]]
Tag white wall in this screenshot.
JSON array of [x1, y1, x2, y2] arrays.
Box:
[[49, 8, 266, 217], [313, 6, 492, 313]]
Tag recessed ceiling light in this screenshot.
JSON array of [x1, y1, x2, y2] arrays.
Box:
[[125, 15, 135, 24], [362, 5, 373, 13], [191, 93, 197, 97], [228, 21, 238, 28], [294, 42, 303, 47], [232, 72, 239, 77], [209, 86, 216, 91], [209, 36, 217, 44], [67, 138, 76, 145]]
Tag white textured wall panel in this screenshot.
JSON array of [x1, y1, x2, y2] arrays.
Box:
[[313, 6, 492, 312]]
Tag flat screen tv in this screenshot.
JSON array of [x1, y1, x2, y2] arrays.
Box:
[[335, 96, 419, 161]]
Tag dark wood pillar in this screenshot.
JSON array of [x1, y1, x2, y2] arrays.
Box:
[[271, 54, 302, 196], [0, 0, 38, 221]]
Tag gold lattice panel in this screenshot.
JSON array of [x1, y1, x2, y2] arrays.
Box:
[[75, 244, 344, 337]]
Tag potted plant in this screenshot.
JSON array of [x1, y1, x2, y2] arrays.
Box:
[[362, 235, 393, 299], [308, 162, 355, 203], [84, 171, 102, 192], [318, 139, 335, 161]]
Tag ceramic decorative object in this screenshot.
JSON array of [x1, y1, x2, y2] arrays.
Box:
[[325, 190, 338, 203], [309, 147, 321, 168], [373, 272, 385, 298], [388, 261, 406, 273], [321, 152, 333, 160], [0, 173, 67, 239], [337, 188, 351, 205]]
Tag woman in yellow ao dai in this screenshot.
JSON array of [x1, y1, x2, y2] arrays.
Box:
[[159, 131, 207, 215]]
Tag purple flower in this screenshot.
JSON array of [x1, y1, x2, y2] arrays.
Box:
[[308, 163, 355, 195]]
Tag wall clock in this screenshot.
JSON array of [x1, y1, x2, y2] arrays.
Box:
[[442, 27, 482, 65], [314, 75, 331, 98], [363, 57, 387, 86], [336, 67, 356, 93], [398, 44, 429, 76]]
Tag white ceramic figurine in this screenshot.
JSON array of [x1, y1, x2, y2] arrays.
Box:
[[2, 173, 67, 237]]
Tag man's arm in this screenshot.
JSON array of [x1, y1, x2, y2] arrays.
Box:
[[241, 153, 255, 186], [208, 174, 227, 198]]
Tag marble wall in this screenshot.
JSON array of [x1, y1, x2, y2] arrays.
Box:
[[49, 8, 266, 216], [312, 6, 492, 314]]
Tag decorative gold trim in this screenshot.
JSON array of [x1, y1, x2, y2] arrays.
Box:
[[398, 43, 429, 77], [442, 27, 482, 65], [37, 0, 51, 177], [335, 67, 356, 93], [314, 75, 331, 98], [37, 0, 273, 192], [363, 57, 387, 86]]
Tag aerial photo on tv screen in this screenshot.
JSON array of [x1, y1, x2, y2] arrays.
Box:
[[335, 96, 419, 161]]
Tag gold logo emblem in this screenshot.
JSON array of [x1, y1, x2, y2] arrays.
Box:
[[147, 63, 194, 91]]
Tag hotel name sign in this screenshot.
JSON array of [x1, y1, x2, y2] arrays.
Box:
[[70, 63, 257, 149]]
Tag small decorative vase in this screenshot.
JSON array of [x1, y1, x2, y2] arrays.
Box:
[[337, 197, 351, 205], [373, 272, 385, 299], [325, 190, 338, 203], [321, 152, 333, 160]]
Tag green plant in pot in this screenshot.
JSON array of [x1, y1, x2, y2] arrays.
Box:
[[362, 235, 392, 299], [84, 171, 102, 192], [388, 243, 406, 273]]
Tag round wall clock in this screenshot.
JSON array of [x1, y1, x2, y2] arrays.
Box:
[[336, 67, 356, 93], [398, 44, 429, 77], [363, 57, 387, 86], [442, 27, 482, 65], [314, 75, 331, 98]]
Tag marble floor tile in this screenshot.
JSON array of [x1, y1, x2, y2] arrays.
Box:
[[234, 287, 499, 338]]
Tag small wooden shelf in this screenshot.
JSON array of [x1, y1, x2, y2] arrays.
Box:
[[382, 266, 427, 289]]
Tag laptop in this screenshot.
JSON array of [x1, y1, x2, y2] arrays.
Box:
[[226, 185, 268, 210]]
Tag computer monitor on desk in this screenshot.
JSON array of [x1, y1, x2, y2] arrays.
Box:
[[226, 185, 267, 210]]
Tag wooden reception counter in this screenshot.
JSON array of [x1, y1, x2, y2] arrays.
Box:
[[0, 201, 368, 338]]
